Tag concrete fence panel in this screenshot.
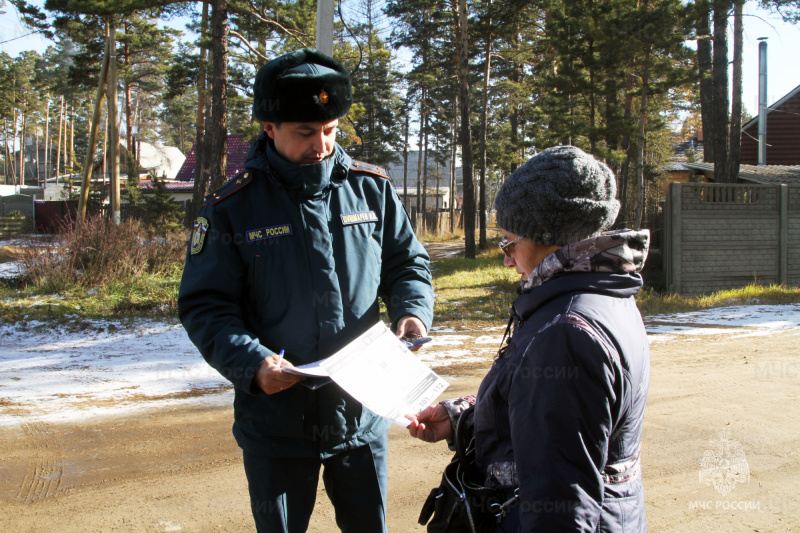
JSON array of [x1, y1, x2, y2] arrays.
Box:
[[665, 182, 798, 296]]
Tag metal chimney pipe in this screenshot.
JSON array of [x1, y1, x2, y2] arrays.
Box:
[[758, 37, 768, 166]]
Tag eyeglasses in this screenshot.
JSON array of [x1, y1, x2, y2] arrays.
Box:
[[498, 235, 523, 256]]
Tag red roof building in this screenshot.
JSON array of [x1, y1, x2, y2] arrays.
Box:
[[175, 134, 253, 182], [740, 83, 800, 165]]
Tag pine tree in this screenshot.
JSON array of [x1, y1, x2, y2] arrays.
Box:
[[117, 13, 178, 178], [760, 0, 800, 22], [44, 0, 185, 220], [340, 0, 404, 167], [138, 174, 183, 234], [386, 0, 461, 234]]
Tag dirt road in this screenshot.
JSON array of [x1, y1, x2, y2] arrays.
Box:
[[2, 326, 799, 532]]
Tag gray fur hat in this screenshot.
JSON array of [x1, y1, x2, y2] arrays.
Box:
[[494, 146, 620, 246]]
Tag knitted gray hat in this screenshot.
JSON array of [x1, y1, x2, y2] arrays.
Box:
[[494, 146, 620, 246]]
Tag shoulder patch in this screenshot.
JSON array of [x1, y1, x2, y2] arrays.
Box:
[[205, 170, 253, 205], [350, 160, 391, 180], [191, 217, 209, 255]]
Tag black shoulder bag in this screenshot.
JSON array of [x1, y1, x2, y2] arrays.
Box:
[[417, 405, 519, 533]]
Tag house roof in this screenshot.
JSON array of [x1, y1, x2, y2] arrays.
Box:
[[120, 140, 185, 180], [136, 180, 195, 192], [665, 161, 690, 172], [175, 135, 252, 182], [742, 83, 800, 131], [682, 162, 800, 184]]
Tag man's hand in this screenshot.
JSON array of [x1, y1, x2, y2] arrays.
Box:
[[396, 315, 426, 342], [254, 353, 306, 395], [407, 403, 452, 443]]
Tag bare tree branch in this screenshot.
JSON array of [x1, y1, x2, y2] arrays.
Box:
[[227, 1, 310, 46], [229, 29, 268, 61]]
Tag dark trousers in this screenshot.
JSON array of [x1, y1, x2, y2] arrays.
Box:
[[242, 435, 388, 533]]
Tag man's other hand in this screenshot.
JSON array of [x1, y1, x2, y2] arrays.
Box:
[[254, 353, 306, 395]]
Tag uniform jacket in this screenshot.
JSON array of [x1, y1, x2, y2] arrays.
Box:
[[178, 132, 434, 458], [465, 230, 651, 532]]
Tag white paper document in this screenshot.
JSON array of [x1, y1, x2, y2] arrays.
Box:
[[284, 322, 449, 427]]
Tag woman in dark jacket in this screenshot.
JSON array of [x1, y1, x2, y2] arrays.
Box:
[[408, 146, 650, 532]]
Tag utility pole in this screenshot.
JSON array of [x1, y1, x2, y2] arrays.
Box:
[[316, 0, 334, 55]]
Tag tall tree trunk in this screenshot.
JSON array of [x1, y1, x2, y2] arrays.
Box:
[[4, 119, 13, 183], [209, 0, 229, 192], [35, 130, 39, 186], [455, 0, 475, 258], [56, 95, 64, 180], [69, 104, 74, 175], [422, 120, 429, 234], [588, 40, 597, 153], [79, 26, 111, 220], [620, 86, 634, 222], [712, 0, 730, 182], [435, 161, 441, 213], [124, 33, 137, 186], [635, 2, 651, 230], [108, 18, 121, 224], [20, 99, 25, 187], [188, 0, 210, 226], [697, 0, 714, 163], [415, 92, 424, 228], [402, 112, 409, 212], [11, 79, 17, 187], [478, 13, 492, 249], [103, 116, 108, 186], [2, 119, 7, 182], [635, 80, 648, 229], [124, 35, 133, 152], [44, 97, 50, 184], [728, 0, 743, 182], [509, 57, 519, 176], [62, 103, 69, 176], [450, 98, 457, 233], [605, 79, 618, 152]]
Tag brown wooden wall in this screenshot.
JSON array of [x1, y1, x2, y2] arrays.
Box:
[[740, 92, 800, 165]]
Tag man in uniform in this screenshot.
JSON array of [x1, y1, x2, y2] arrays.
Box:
[[178, 48, 434, 533]]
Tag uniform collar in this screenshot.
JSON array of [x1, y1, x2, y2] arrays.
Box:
[[245, 131, 350, 198]]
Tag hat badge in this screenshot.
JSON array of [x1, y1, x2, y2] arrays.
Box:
[[319, 90, 329, 104]]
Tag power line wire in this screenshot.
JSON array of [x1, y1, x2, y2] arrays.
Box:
[[0, 31, 41, 45]]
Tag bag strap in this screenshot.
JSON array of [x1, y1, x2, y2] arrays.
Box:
[[453, 404, 475, 466]]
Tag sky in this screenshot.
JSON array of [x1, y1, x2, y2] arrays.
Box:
[[1, 301, 799, 427], [739, 3, 800, 116], [1, 2, 799, 121]]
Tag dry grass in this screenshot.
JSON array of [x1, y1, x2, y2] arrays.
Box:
[[428, 233, 800, 322], [0, 246, 21, 263], [1, 217, 187, 322], [19, 216, 186, 291], [419, 231, 464, 243], [432, 246, 519, 323], [635, 283, 800, 316], [4, 227, 800, 324]]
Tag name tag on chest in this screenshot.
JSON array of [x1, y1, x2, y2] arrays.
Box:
[[245, 224, 293, 243], [340, 211, 378, 226]]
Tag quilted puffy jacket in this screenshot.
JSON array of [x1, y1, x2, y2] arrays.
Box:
[[475, 234, 650, 532]]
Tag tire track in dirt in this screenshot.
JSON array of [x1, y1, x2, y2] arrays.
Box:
[[16, 420, 64, 503]]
